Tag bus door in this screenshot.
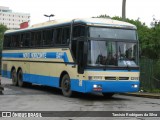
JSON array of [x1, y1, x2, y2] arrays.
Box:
[[77, 40, 87, 74]]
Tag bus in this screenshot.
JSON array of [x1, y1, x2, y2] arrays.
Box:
[[1, 18, 140, 97]]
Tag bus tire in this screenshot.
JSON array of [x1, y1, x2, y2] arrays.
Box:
[[102, 93, 114, 98], [17, 69, 24, 87], [61, 74, 73, 97], [11, 69, 17, 86]]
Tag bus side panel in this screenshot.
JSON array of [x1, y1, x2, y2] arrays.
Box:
[[23, 73, 59, 87], [23, 62, 60, 88], [71, 79, 86, 93], [1, 60, 12, 79], [1, 68, 11, 79]]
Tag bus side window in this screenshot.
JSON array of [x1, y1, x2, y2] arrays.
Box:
[[31, 31, 42, 47], [10, 36, 15, 48], [62, 27, 70, 45], [55, 28, 62, 44], [14, 34, 21, 48], [22, 33, 30, 47], [11, 35, 18, 48], [3, 36, 7, 48], [73, 25, 85, 38], [43, 29, 54, 46], [4, 36, 11, 48]]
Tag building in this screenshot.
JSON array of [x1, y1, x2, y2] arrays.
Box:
[[0, 6, 30, 29]]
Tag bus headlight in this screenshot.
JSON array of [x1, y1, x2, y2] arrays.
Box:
[[88, 76, 103, 80], [132, 84, 138, 88], [93, 84, 102, 91]]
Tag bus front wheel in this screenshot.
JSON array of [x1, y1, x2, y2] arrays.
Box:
[[61, 74, 73, 97], [11, 69, 17, 86], [17, 69, 24, 87]]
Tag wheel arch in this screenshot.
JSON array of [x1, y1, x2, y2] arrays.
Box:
[[59, 71, 69, 87]]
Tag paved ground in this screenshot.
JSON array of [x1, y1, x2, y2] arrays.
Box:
[[0, 77, 160, 120]]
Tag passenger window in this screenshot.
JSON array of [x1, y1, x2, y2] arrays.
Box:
[[4, 36, 11, 48], [12, 35, 21, 47], [62, 27, 70, 45], [55, 28, 62, 44], [31, 31, 42, 47], [22, 33, 30, 47], [43, 29, 54, 46], [73, 25, 85, 38]]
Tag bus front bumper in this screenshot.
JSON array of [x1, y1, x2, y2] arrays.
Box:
[[71, 80, 140, 93]]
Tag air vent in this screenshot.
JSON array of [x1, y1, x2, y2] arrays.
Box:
[[105, 76, 129, 80]]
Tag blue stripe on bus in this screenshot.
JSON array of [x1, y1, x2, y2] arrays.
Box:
[[23, 73, 59, 88], [85, 69, 139, 72], [1, 70, 60, 88], [71, 79, 140, 93], [1, 70, 139, 93], [2, 52, 69, 62], [1, 70, 11, 78]]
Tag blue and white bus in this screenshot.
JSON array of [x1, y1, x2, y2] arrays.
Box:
[[1, 18, 140, 97]]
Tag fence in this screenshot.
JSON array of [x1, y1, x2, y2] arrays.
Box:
[[140, 58, 160, 91]]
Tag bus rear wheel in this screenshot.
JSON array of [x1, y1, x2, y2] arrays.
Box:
[[61, 74, 73, 97], [11, 69, 17, 86], [17, 69, 24, 87], [102, 93, 114, 98]]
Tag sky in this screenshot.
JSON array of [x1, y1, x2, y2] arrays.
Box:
[[0, 0, 160, 26]]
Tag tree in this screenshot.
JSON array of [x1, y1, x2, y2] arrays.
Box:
[[0, 24, 8, 52]]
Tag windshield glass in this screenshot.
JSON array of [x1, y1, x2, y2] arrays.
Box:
[[89, 27, 137, 40], [118, 42, 138, 67], [87, 40, 138, 67], [88, 41, 117, 66]]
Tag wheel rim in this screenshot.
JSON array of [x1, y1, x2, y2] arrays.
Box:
[[63, 78, 70, 92]]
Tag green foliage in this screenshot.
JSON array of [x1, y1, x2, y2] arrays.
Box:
[[0, 24, 8, 52]]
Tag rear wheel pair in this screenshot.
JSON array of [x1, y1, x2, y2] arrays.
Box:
[[11, 69, 27, 87]]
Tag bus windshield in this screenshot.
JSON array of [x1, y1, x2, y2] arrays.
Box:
[[89, 27, 137, 40], [87, 41, 138, 67], [87, 27, 138, 67]]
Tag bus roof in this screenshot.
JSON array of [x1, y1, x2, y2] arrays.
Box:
[[5, 18, 137, 34]]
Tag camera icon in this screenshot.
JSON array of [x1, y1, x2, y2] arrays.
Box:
[[2, 112, 11, 117]]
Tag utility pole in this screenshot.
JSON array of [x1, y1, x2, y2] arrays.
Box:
[[122, 0, 126, 21]]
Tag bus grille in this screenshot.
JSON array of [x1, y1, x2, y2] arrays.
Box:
[[105, 77, 129, 80]]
